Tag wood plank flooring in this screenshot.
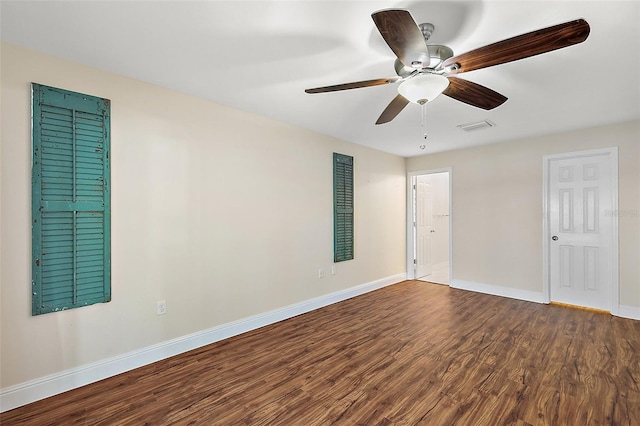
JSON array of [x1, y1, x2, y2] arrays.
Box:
[[3, 280, 639, 425]]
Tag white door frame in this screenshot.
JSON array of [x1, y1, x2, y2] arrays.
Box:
[[407, 168, 453, 280], [542, 147, 619, 314]]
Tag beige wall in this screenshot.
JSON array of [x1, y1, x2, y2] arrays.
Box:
[[0, 43, 406, 388], [407, 120, 640, 307]]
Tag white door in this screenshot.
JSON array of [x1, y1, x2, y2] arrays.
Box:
[[548, 152, 615, 311], [416, 176, 433, 278]]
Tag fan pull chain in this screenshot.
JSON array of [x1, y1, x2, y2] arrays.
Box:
[[421, 102, 428, 140]]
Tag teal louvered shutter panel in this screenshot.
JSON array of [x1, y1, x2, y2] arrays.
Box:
[[32, 83, 111, 315], [333, 153, 354, 262]]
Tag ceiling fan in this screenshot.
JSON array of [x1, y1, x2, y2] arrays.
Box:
[[305, 9, 590, 124]]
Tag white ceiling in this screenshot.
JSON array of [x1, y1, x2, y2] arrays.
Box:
[[2, 1, 639, 157]]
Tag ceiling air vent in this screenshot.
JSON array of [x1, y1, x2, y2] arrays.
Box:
[[457, 120, 496, 132]]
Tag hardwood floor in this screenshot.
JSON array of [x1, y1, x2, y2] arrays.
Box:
[[3, 280, 639, 425]]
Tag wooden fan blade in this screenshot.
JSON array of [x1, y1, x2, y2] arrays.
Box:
[[305, 77, 400, 94], [376, 94, 410, 124], [442, 19, 590, 74], [443, 77, 507, 110], [372, 9, 430, 69]]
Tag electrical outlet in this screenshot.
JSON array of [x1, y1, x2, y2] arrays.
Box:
[[331, 265, 336, 275], [318, 268, 324, 278], [156, 300, 167, 315]]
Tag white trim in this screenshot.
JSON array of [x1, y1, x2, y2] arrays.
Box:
[[542, 147, 619, 313], [406, 174, 415, 279], [0, 273, 405, 412], [447, 279, 638, 320], [406, 168, 453, 282], [617, 305, 640, 321], [450, 279, 545, 304], [610, 148, 620, 315], [542, 154, 551, 303]]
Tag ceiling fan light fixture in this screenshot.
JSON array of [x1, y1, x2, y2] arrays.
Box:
[[397, 74, 450, 105]]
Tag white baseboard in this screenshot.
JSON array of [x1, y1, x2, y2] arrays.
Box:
[[450, 279, 640, 322], [450, 279, 545, 304], [617, 304, 640, 320], [0, 273, 405, 413]]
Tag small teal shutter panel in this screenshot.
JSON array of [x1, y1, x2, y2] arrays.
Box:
[[333, 153, 354, 262], [32, 84, 111, 315]]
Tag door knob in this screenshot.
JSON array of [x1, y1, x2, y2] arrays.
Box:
[[552, 236, 559, 241]]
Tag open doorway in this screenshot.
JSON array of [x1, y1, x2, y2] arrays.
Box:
[[407, 169, 451, 284]]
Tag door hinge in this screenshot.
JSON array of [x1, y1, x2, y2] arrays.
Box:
[[413, 259, 417, 264]]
